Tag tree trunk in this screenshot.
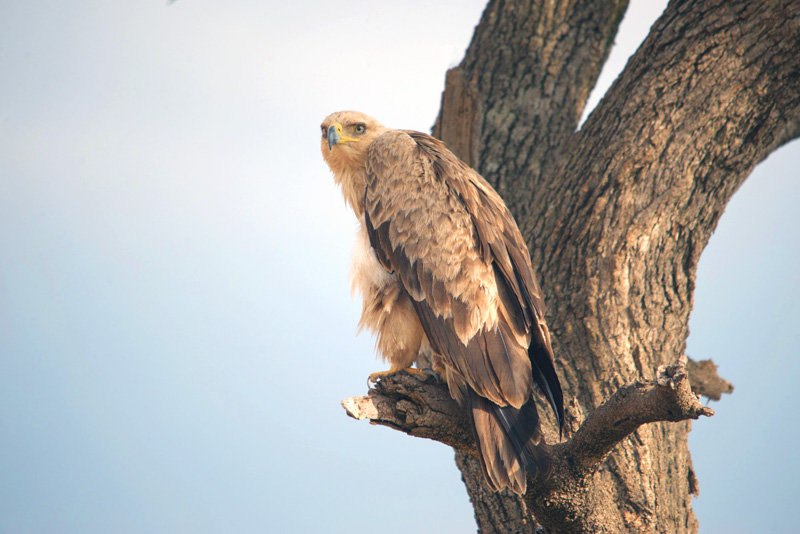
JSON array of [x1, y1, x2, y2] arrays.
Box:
[[344, 0, 800, 531]]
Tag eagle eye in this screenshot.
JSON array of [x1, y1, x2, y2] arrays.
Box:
[[355, 124, 366, 134], [320, 125, 327, 138]]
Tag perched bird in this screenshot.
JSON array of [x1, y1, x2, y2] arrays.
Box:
[[320, 110, 563, 494]]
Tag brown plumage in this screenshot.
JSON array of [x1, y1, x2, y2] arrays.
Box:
[[320, 110, 563, 494]]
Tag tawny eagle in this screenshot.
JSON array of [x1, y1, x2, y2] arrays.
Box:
[[320, 110, 563, 494]]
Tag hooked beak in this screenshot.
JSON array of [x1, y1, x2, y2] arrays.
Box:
[[327, 124, 341, 150], [327, 123, 360, 150]]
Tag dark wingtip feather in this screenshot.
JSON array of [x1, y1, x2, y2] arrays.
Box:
[[529, 343, 565, 435]]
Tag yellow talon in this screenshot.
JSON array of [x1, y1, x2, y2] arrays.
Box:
[[367, 366, 429, 386]]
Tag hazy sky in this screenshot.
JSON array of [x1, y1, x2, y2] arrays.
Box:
[[1, 2, 797, 533]]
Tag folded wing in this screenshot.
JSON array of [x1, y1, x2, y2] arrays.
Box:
[[363, 129, 563, 491]]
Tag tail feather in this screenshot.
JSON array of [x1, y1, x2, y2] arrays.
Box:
[[468, 390, 551, 494]]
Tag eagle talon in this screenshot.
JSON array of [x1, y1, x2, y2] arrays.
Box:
[[368, 367, 429, 386], [418, 367, 442, 383]]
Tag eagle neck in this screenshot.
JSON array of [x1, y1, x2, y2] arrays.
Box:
[[335, 167, 367, 218]]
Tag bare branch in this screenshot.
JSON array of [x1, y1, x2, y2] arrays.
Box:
[[519, 363, 712, 532], [550, 363, 713, 476], [686, 358, 734, 401], [341, 361, 713, 530], [341, 373, 473, 453]]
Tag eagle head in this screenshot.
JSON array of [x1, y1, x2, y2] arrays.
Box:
[[320, 111, 387, 216]]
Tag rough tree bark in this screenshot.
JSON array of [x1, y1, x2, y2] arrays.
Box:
[[342, 0, 800, 532]]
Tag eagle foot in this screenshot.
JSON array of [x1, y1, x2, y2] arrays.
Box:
[[367, 367, 430, 387]]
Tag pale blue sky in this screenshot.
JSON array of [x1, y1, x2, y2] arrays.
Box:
[[0, 2, 797, 533]]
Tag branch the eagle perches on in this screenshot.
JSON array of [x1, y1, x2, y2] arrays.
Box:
[[342, 358, 719, 503]]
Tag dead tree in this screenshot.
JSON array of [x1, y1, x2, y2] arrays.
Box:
[[342, 0, 800, 532]]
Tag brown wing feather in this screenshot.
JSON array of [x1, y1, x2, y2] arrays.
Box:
[[396, 130, 563, 428]]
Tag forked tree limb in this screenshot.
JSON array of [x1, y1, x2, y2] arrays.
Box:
[[341, 360, 715, 531], [523, 363, 718, 532], [547, 362, 714, 477], [433, 0, 631, 209]]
